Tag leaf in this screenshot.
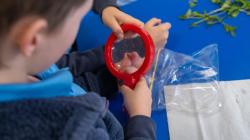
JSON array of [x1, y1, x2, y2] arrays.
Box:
[[186, 9, 193, 17], [240, 0, 250, 11], [211, 0, 221, 4], [189, 0, 198, 8], [232, 10, 240, 17], [221, 0, 231, 9], [189, 2, 197, 7], [192, 11, 203, 18], [206, 15, 221, 25], [180, 9, 193, 19], [191, 23, 199, 27], [223, 24, 237, 36], [179, 15, 187, 19], [180, 0, 246, 37], [185, 9, 192, 18], [227, 5, 241, 17]]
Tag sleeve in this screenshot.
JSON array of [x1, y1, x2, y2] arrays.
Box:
[[92, 0, 118, 15], [56, 47, 118, 99], [124, 116, 156, 140], [57, 36, 145, 98], [56, 47, 105, 74]]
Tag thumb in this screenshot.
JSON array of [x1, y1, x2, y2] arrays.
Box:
[[134, 77, 147, 92], [120, 85, 133, 96]]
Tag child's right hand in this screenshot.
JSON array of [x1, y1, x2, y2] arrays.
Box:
[[144, 18, 171, 49], [119, 77, 152, 117]]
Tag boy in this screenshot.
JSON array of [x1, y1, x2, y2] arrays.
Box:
[[0, 0, 170, 140]]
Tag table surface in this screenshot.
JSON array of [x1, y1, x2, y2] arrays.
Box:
[[76, 0, 250, 139]]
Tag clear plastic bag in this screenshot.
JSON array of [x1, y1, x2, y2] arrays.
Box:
[[147, 44, 223, 114], [117, 0, 138, 6]]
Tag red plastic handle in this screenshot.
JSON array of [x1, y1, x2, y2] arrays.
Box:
[[105, 24, 155, 89]]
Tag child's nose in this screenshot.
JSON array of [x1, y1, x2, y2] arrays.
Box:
[[121, 53, 132, 66], [128, 51, 139, 60]]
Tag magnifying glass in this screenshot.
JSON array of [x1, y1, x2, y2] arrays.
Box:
[[105, 24, 155, 89]]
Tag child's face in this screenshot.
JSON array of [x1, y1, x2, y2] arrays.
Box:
[[28, 0, 92, 74], [115, 51, 145, 74]]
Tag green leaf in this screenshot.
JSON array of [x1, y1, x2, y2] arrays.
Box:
[[180, 0, 246, 37], [211, 0, 221, 4], [206, 15, 221, 25], [189, 0, 198, 8], [221, 0, 231, 9], [240, 0, 250, 11], [223, 24, 237, 36], [192, 11, 203, 18], [186, 9, 193, 17], [185, 9, 192, 18], [232, 10, 240, 17], [180, 9, 193, 19], [191, 23, 199, 27], [226, 5, 241, 17], [179, 15, 187, 19]]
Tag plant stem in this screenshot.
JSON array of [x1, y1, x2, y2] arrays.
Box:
[[207, 7, 224, 15], [192, 11, 226, 26], [240, 9, 249, 14]]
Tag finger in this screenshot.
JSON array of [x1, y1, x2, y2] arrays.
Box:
[[158, 22, 171, 31], [165, 31, 170, 40], [119, 13, 144, 28], [119, 85, 132, 94], [124, 31, 137, 39], [105, 16, 124, 39], [120, 85, 133, 96], [160, 30, 169, 41], [146, 18, 162, 27], [135, 77, 148, 91]]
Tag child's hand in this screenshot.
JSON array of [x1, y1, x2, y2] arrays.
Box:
[[119, 77, 152, 117], [102, 7, 144, 39], [144, 18, 171, 49]]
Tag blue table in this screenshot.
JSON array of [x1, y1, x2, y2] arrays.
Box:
[[76, 0, 250, 139]]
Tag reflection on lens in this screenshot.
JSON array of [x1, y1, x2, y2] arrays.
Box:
[[112, 32, 145, 74]]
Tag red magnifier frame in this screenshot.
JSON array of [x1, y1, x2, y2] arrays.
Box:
[[105, 24, 155, 89]]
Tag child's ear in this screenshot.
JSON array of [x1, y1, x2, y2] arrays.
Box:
[[13, 18, 48, 57]]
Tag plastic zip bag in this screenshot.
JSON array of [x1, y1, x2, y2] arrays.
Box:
[[117, 0, 138, 6], [147, 44, 222, 114]]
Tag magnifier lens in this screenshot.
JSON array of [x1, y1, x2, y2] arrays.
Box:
[[111, 32, 146, 74]]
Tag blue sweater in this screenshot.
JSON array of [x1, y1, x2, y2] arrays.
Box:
[[0, 46, 156, 140]]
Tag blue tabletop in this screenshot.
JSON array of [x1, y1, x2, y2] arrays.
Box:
[[76, 0, 250, 139]]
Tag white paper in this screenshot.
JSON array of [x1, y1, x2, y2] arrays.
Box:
[[164, 80, 250, 140]]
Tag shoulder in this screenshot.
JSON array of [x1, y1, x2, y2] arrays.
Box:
[[0, 93, 115, 140]]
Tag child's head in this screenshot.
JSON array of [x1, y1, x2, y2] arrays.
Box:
[[0, 0, 92, 78]]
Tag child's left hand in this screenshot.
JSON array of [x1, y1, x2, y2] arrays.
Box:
[[144, 18, 171, 49], [102, 7, 144, 39]]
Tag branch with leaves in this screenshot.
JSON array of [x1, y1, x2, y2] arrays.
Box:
[[180, 0, 250, 36]]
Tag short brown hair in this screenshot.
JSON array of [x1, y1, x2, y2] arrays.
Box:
[[0, 0, 86, 36]]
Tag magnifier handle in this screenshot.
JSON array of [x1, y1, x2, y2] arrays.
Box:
[[123, 77, 139, 89]]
